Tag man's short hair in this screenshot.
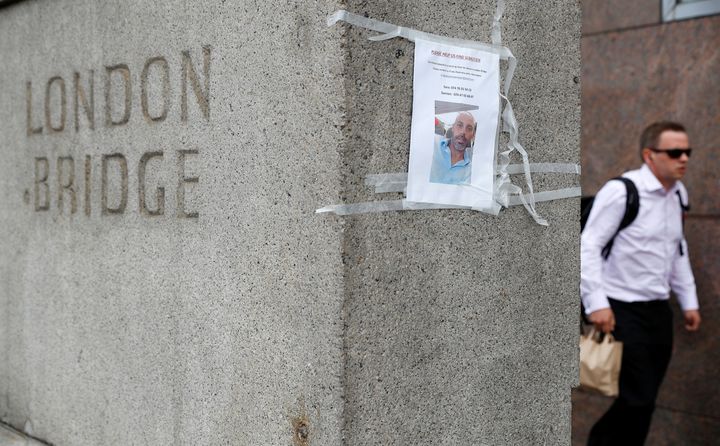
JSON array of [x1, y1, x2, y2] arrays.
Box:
[[456, 111, 475, 122], [639, 121, 687, 159]]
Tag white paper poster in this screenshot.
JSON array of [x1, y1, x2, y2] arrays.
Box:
[[406, 39, 500, 208]]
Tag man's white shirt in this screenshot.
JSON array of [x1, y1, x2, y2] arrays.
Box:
[[581, 164, 699, 314]]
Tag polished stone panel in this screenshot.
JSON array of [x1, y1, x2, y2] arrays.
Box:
[[578, 6, 720, 445], [645, 406, 720, 445], [685, 218, 720, 310], [573, 221, 720, 442], [582, 0, 660, 35], [571, 389, 612, 446], [572, 388, 720, 445], [657, 218, 720, 416], [581, 16, 720, 215]]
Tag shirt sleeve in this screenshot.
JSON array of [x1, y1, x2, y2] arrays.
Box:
[[580, 180, 627, 314], [670, 241, 699, 310]]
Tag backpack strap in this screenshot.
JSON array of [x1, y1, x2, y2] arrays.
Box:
[[580, 196, 595, 232], [675, 189, 689, 256], [600, 177, 639, 259]]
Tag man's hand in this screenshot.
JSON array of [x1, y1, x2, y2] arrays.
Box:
[[684, 310, 701, 331], [588, 308, 615, 334]]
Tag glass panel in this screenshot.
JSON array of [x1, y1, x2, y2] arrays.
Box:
[[664, 0, 720, 21]]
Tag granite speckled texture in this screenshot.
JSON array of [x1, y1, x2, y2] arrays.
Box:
[[570, 390, 611, 445], [581, 15, 720, 214], [1, 1, 347, 444], [576, 1, 720, 443], [1, 1, 580, 445], [645, 405, 720, 445], [658, 219, 720, 416], [341, 0, 580, 444], [582, 0, 660, 35], [572, 389, 720, 446]]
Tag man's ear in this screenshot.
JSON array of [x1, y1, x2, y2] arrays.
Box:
[[642, 147, 653, 164]]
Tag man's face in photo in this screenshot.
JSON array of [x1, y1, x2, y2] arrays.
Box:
[[451, 113, 476, 152]]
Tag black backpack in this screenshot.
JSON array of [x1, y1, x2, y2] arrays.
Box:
[[581, 177, 640, 260], [581, 177, 690, 259], [580, 177, 689, 325]]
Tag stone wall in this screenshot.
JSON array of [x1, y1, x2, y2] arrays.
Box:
[[0, 1, 347, 444], [340, 1, 580, 444], [0, 1, 580, 444]]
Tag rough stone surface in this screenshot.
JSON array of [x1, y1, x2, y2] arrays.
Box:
[[1, 1, 346, 444], [1, 1, 580, 445], [340, 0, 580, 444]]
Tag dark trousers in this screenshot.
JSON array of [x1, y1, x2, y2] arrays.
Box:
[[587, 298, 673, 446]]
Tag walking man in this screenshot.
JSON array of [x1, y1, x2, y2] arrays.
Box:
[[581, 121, 701, 445]]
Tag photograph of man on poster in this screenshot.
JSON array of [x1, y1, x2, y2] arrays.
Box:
[[406, 42, 498, 208], [429, 103, 479, 185]]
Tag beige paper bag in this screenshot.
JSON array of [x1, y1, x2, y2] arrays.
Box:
[[579, 329, 623, 397]]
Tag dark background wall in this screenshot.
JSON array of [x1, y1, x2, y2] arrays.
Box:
[[575, 1, 720, 444]]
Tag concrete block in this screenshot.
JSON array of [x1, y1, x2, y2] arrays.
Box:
[[0, 1, 580, 444], [1, 1, 346, 444], [339, 0, 580, 444]]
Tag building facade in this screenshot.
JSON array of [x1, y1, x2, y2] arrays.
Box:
[[575, 0, 720, 444]]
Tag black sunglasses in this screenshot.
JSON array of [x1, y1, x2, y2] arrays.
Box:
[[649, 147, 692, 159]]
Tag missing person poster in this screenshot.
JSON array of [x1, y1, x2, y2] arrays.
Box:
[[406, 39, 500, 208]]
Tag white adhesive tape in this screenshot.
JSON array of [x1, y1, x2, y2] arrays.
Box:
[[491, 0, 505, 45], [315, 186, 580, 217], [366, 163, 579, 193], [316, 199, 499, 216], [324, 5, 573, 225], [316, 200, 407, 216], [506, 187, 582, 207]]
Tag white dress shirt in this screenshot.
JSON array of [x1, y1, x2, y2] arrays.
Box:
[[581, 164, 699, 314]]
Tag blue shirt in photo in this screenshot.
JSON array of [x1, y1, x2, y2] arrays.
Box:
[[429, 138, 472, 185]]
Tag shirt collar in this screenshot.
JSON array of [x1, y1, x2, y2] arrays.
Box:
[[440, 139, 471, 167], [639, 163, 680, 194]]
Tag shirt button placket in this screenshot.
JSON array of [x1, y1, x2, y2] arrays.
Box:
[[665, 193, 672, 278]]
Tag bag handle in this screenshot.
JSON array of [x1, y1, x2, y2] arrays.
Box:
[[587, 328, 615, 344]]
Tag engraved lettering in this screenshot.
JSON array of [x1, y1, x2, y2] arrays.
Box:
[[141, 57, 170, 123], [74, 71, 95, 131], [57, 156, 77, 214], [181, 46, 210, 121], [101, 153, 128, 215], [177, 149, 199, 218], [138, 151, 165, 216], [105, 64, 131, 126], [26, 82, 43, 136], [45, 76, 66, 133], [34, 157, 50, 211], [84, 155, 91, 216], [25, 47, 212, 221]]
